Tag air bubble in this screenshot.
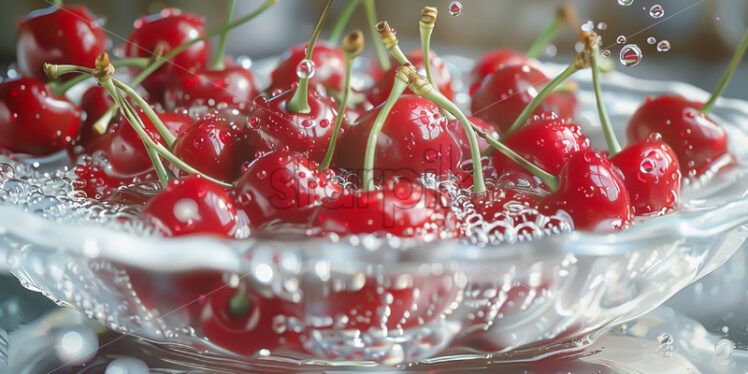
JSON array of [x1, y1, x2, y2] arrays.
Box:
[[656, 40, 671, 52], [296, 59, 316, 79], [715, 339, 735, 358], [448, 1, 463, 16], [619, 44, 643, 67], [649, 4, 664, 18], [580, 20, 595, 32], [616, 35, 627, 44]]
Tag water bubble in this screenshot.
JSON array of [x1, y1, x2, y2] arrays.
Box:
[[448, 1, 463, 16], [656, 40, 671, 52], [619, 44, 643, 67], [647, 36, 657, 44], [296, 59, 316, 79], [597, 22, 608, 31], [580, 20, 595, 32], [649, 4, 664, 18], [105, 357, 149, 374], [616, 35, 627, 44], [617, 0, 634, 6], [715, 339, 735, 358], [602, 49, 612, 58]]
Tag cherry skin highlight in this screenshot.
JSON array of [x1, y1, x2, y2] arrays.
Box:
[[164, 66, 259, 112]]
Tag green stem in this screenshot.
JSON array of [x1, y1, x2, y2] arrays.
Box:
[[526, 17, 561, 59], [501, 63, 579, 138], [112, 78, 176, 147], [470, 121, 558, 191], [591, 45, 621, 156], [52, 0, 62, 7], [363, 79, 409, 191], [320, 55, 354, 169], [701, 28, 748, 114], [419, 16, 454, 120], [420, 91, 486, 194], [112, 58, 151, 69], [47, 58, 150, 97], [328, 0, 361, 44], [363, 0, 390, 71], [287, 0, 335, 114], [210, 0, 236, 70]]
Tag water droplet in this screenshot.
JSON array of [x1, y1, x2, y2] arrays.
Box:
[[448, 1, 463, 16], [715, 16, 721, 22], [602, 49, 612, 58], [656, 40, 671, 52], [617, 0, 634, 6], [715, 338, 735, 358], [619, 44, 643, 67], [597, 22, 608, 31], [580, 20, 595, 32], [616, 35, 627, 44], [649, 4, 664, 18], [296, 59, 316, 79], [647, 36, 657, 44]]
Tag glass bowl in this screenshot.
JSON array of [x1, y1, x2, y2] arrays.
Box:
[[1, 57, 747, 367]]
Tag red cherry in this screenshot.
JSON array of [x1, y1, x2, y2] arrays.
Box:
[[540, 151, 633, 232], [125, 8, 210, 102], [469, 49, 540, 95], [235, 151, 342, 226], [76, 85, 116, 151], [627, 95, 731, 178], [171, 114, 254, 183], [492, 113, 590, 176], [611, 133, 682, 216], [334, 95, 462, 180], [447, 116, 494, 162], [366, 49, 454, 106], [269, 42, 345, 93], [16, 5, 109, 82], [471, 65, 576, 135], [91, 107, 191, 175], [164, 66, 259, 112], [244, 89, 338, 162], [0, 77, 80, 155], [72, 156, 157, 200], [311, 179, 457, 238], [141, 174, 247, 237]]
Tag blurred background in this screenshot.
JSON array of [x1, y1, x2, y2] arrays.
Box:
[[1, 0, 747, 97]]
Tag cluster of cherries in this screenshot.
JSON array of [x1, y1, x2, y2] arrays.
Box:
[[0, 1, 743, 355]]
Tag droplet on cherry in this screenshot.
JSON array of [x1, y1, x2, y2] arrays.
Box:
[[296, 59, 316, 79]]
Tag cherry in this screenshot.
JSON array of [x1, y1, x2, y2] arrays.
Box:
[[72, 156, 157, 200], [0, 77, 81, 155], [611, 133, 681, 216], [334, 95, 462, 180], [164, 65, 259, 112], [540, 151, 632, 232], [125, 8, 210, 102], [447, 116, 494, 162], [234, 151, 342, 226], [469, 49, 540, 95], [269, 42, 345, 93], [244, 89, 338, 162], [627, 95, 730, 178], [365, 49, 454, 106], [471, 64, 576, 135], [75, 85, 116, 151], [16, 5, 109, 82], [311, 179, 457, 238], [492, 113, 590, 177], [171, 114, 254, 183]]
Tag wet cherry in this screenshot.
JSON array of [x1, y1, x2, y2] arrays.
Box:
[[72, 156, 157, 200], [366, 49, 454, 106], [164, 66, 259, 112], [16, 5, 109, 82], [469, 49, 540, 95], [0, 77, 81, 155], [75, 85, 116, 152], [447, 116, 494, 162]]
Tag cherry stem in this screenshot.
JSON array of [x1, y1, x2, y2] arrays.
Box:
[[49, 58, 151, 97], [210, 0, 236, 70], [501, 63, 580, 138], [111, 78, 177, 146], [363, 0, 391, 72], [52, 0, 62, 7], [363, 70, 409, 191], [590, 43, 622, 156], [228, 290, 251, 318], [287, 0, 335, 114], [526, 18, 561, 59], [701, 28, 748, 114], [419, 7, 454, 121], [320, 30, 364, 170], [377, 21, 409, 65], [328, 0, 361, 44]]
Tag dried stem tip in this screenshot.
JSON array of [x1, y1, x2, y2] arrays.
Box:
[[43, 63, 58, 81], [376, 20, 398, 50], [558, 3, 579, 28], [342, 29, 365, 57], [420, 7, 438, 28], [573, 31, 598, 69], [94, 52, 115, 82], [405, 68, 432, 96]]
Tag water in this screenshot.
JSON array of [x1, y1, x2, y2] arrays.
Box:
[[602, 49, 612, 58], [616, 35, 627, 44], [647, 36, 657, 44], [617, 0, 634, 6], [619, 44, 643, 67], [649, 4, 665, 19], [580, 20, 595, 33], [657, 40, 672, 52], [295, 59, 316, 79], [596, 22, 608, 31], [448, 1, 463, 16]]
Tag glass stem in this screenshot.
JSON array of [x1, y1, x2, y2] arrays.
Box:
[[328, 0, 361, 44], [701, 28, 748, 114], [363, 0, 391, 71], [210, 0, 236, 70], [591, 45, 622, 156], [287, 0, 335, 114], [363, 80, 409, 191], [319, 57, 353, 169]]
